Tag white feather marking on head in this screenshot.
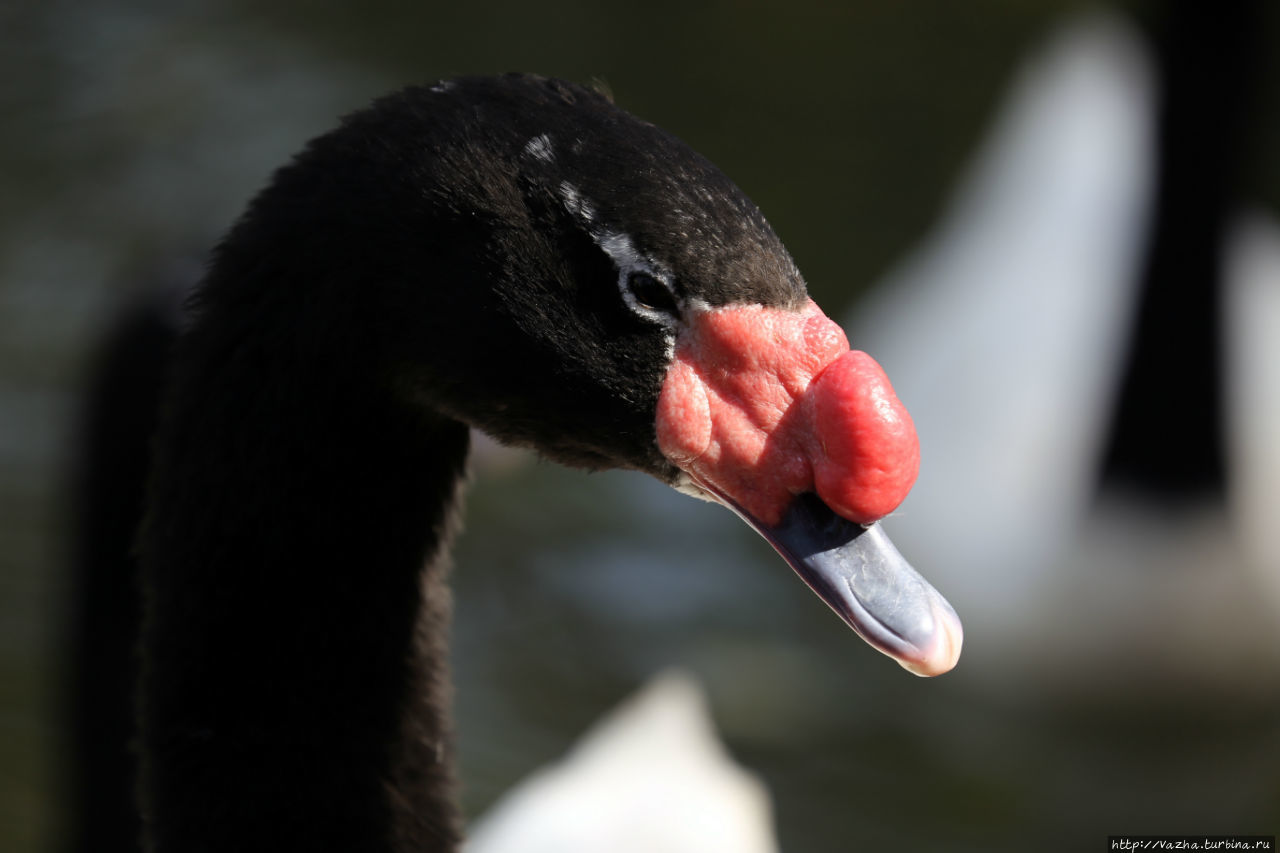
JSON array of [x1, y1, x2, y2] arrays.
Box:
[[524, 133, 555, 163], [554, 184, 680, 341], [558, 181, 596, 225]]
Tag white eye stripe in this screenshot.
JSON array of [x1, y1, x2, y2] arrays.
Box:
[[619, 269, 681, 323], [596, 231, 646, 273], [598, 232, 681, 323], [554, 182, 681, 334]]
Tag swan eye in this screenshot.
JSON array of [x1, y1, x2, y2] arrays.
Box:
[[626, 272, 680, 318]]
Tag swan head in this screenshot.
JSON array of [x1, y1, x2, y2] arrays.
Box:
[[210, 74, 962, 676]]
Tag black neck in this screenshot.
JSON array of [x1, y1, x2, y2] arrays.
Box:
[[1099, 0, 1263, 501], [139, 321, 469, 852]]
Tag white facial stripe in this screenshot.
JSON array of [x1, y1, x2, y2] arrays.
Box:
[[524, 133, 555, 163], [685, 296, 713, 315], [558, 180, 596, 225], [554, 183, 680, 350], [597, 231, 645, 271], [599, 230, 680, 326]]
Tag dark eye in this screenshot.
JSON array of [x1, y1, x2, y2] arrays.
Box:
[[627, 272, 680, 317]]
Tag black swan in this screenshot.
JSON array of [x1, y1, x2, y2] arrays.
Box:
[[66, 281, 185, 853], [135, 74, 961, 852]]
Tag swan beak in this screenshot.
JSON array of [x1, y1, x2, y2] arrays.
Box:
[[735, 493, 963, 677]]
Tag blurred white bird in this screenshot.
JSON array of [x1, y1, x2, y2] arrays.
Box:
[[849, 12, 1280, 694], [465, 671, 778, 853]]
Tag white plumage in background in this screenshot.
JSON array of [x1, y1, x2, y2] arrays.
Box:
[[466, 672, 778, 853], [850, 12, 1280, 693]]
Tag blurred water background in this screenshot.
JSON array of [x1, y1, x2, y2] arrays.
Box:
[[2, 1, 1278, 851]]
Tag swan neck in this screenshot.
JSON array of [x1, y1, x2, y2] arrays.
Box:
[[139, 336, 470, 852]]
